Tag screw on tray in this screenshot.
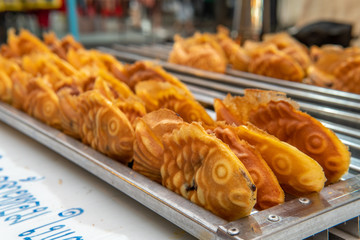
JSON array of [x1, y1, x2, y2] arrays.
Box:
[[299, 197, 311, 205], [227, 227, 240, 236], [267, 214, 281, 222]]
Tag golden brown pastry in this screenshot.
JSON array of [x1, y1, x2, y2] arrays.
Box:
[[0, 70, 13, 103], [77, 90, 134, 164], [168, 33, 227, 73], [57, 86, 82, 138], [305, 65, 337, 88], [23, 76, 62, 129], [242, 32, 311, 82], [233, 124, 326, 195], [86, 72, 146, 126], [161, 122, 256, 221], [44, 32, 84, 59], [215, 26, 250, 71], [332, 55, 360, 94], [206, 122, 284, 210], [121, 61, 192, 96], [135, 80, 214, 125], [114, 96, 146, 126], [133, 109, 184, 182], [247, 43, 305, 82], [215, 89, 350, 184], [21, 53, 76, 91], [11, 70, 32, 110], [66, 48, 126, 85], [1, 29, 51, 58], [306, 45, 346, 88], [58, 85, 137, 159], [262, 32, 311, 70], [94, 68, 135, 99], [307, 45, 360, 94]]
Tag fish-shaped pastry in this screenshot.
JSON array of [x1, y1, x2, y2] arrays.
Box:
[[0, 56, 21, 103], [215, 25, 250, 72], [332, 55, 360, 94], [23, 76, 62, 129], [1, 28, 51, 58], [214, 89, 350, 184], [90, 72, 147, 126], [0, 70, 13, 103], [77, 90, 134, 164], [168, 33, 227, 73], [121, 61, 192, 96], [135, 80, 214, 125], [206, 122, 284, 210], [234, 123, 326, 195], [57, 85, 82, 139], [246, 43, 305, 82], [10, 71, 32, 110], [133, 109, 183, 183], [161, 122, 256, 221]]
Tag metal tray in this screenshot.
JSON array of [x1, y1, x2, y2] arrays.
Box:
[[1, 100, 360, 240]]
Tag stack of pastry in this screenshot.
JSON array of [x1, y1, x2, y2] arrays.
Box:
[[244, 33, 310, 82], [168, 27, 360, 94], [168, 32, 228, 73], [305, 45, 360, 94], [0, 29, 351, 222]]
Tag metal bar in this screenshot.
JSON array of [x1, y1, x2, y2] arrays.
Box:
[[304, 229, 328, 240], [66, 0, 79, 40], [329, 227, 359, 240], [321, 120, 360, 139], [335, 134, 360, 154], [349, 158, 360, 173], [114, 44, 168, 61], [137, 45, 170, 59], [231, 0, 243, 37], [334, 216, 360, 238]]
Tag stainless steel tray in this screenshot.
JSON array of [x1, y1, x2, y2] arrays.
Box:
[[1, 100, 360, 239]]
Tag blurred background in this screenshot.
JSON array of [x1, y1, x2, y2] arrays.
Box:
[[0, 0, 359, 48]]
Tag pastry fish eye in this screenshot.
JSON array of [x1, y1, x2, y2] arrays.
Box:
[[305, 132, 328, 155]]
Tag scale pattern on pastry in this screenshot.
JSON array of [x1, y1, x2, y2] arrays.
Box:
[[206, 123, 285, 210], [135, 80, 214, 125], [77, 90, 135, 164], [133, 109, 184, 183], [161, 122, 256, 221], [215, 89, 350, 184], [168, 33, 227, 73]]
